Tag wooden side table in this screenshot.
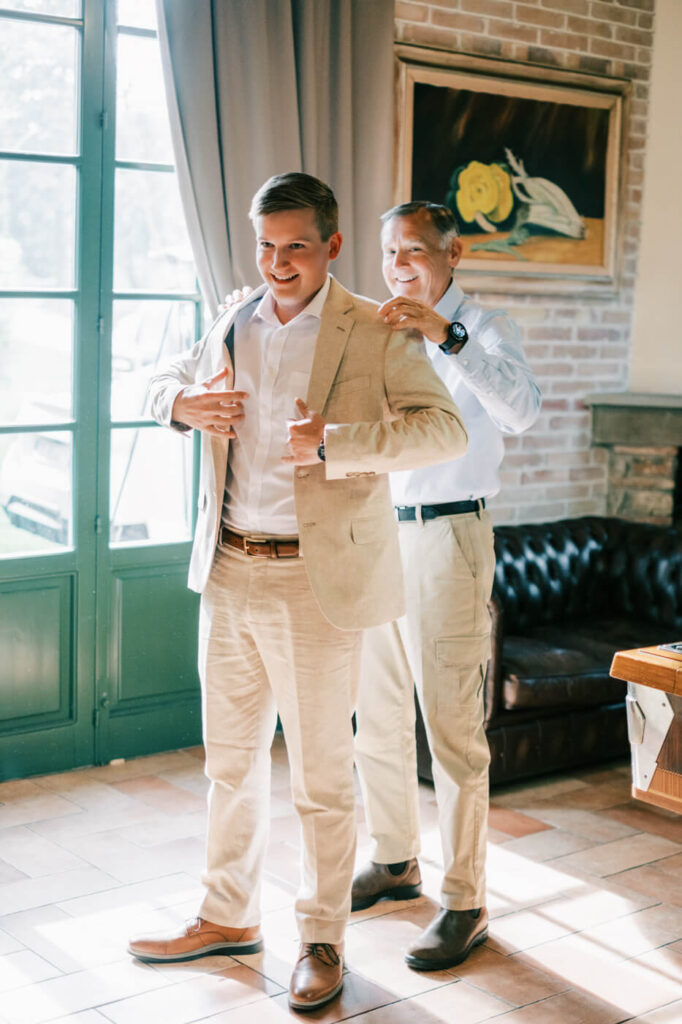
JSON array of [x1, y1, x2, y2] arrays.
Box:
[[610, 645, 682, 814]]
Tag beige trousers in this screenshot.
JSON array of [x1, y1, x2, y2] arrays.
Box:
[[355, 509, 495, 910], [198, 544, 361, 943]]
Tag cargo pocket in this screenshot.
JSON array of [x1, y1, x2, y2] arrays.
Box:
[[435, 634, 491, 714]]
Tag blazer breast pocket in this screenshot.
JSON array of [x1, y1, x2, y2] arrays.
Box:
[[331, 374, 370, 397]]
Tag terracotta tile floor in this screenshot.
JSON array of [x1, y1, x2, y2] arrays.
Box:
[[1, 739, 681, 1023]]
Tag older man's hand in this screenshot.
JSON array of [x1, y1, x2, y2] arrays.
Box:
[[378, 296, 450, 345], [218, 285, 253, 315]]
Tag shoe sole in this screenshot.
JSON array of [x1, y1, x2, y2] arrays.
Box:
[[404, 926, 488, 971], [351, 883, 422, 912], [288, 976, 344, 1011], [128, 938, 264, 963]]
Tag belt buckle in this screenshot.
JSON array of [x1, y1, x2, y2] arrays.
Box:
[[243, 535, 270, 557], [395, 505, 421, 524]]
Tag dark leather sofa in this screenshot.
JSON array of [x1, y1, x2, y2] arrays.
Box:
[[416, 516, 682, 787]]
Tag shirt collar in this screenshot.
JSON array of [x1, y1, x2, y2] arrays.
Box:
[[434, 277, 465, 322], [253, 274, 331, 327]]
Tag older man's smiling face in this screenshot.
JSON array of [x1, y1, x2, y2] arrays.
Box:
[[381, 209, 461, 308]]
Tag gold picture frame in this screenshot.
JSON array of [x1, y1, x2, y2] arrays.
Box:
[[395, 47, 629, 294]]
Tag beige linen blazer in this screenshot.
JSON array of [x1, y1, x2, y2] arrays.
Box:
[[149, 278, 467, 630]]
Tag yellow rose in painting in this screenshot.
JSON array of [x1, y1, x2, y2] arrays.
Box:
[[455, 161, 513, 229], [489, 164, 513, 222]]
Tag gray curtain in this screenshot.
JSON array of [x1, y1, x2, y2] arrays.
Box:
[[156, 0, 394, 317]]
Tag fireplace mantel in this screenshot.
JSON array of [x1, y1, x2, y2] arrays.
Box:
[[585, 392, 682, 446]]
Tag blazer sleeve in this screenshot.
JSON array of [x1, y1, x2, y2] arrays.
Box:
[[147, 314, 232, 430], [323, 328, 468, 479]]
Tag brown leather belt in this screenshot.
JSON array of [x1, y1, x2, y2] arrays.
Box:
[[219, 526, 300, 559]]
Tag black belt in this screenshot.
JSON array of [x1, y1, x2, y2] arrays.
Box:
[[395, 499, 485, 522]]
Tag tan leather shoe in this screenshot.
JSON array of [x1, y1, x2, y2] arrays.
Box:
[[405, 907, 488, 970], [127, 916, 263, 963], [288, 942, 344, 1010], [351, 859, 422, 911]]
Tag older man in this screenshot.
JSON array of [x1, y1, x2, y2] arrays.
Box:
[[127, 178, 467, 1010], [352, 201, 540, 970]]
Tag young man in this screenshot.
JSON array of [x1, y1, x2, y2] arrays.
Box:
[[127, 176, 468, 1010], [353, 202, 540, 970]]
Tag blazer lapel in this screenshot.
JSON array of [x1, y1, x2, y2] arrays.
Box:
[[209, 284, 267, 493], [306, 278, 355, 413], [217, 283, 268, 372]]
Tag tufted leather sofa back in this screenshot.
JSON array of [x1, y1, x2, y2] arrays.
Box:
[[493, 516, 682, 634], [604, 522, 682, 631]]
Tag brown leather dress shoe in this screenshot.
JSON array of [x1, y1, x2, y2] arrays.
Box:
[[288, 942, 344, 1011], [351, 858, 422, 911], [127, 916, 263, 963], [405, 907, 488, 970]]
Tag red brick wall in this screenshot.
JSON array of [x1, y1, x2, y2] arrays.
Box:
[[394, 0, 655, 523]]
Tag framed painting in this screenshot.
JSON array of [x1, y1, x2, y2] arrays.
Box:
[[395, 48, 628, 294]]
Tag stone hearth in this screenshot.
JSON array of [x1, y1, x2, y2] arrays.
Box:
[[585, 393, 682, 526]]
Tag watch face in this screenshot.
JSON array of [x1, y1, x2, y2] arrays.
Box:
[[451, 321, 468, 342]]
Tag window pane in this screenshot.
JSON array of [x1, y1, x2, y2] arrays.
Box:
[[117, 0, 156, 30], [0, 430, 72, 555], [0, 17, 79, 156], [0, 161, 76, 288], [111, 300, 195, 421], [114, 168, 194, 292], [0, 299, 73, 426], [0, 1, 80, 16], [110, 427, 192, 545], [116, 32, 173, 164]]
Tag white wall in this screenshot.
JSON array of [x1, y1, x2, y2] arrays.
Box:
[[630, 0, 682, 395]]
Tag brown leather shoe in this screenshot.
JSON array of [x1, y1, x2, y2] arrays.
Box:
[[288, 942, 344, 1011], [351, 859, 422, 911], [127, 916, 263, 963], [405, 907, 488, 970]]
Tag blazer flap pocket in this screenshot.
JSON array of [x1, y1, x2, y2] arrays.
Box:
[[351, 514, 388, 545], [332, 374, 370, 397]]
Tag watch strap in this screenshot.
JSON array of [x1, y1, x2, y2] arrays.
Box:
[[439, 320, 469, 354]]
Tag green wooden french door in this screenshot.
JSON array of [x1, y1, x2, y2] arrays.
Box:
[[0, 0, 203, 781]]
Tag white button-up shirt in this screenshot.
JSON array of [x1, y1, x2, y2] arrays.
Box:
[[221, 276, 331, 536], [391, 279, 541, 506]]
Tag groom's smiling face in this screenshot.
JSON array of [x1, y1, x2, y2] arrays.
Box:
[[255, 208, 342, 323]]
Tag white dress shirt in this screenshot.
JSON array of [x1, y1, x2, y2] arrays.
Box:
[[391, 279, 541, 506], [222, 276, 331, 536]]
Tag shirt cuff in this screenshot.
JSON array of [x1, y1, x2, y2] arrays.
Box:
[[159, 382, 191, 430], [451, 335, 487, 376]]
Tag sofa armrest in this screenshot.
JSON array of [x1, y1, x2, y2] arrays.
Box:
[[484, 594, 504, 728]]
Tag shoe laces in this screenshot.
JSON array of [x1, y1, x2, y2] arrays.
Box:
[[300, 942, 340, 967]]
